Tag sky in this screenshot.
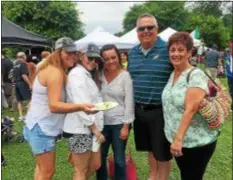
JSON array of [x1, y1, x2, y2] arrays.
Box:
[[76, 1, 144, 34]]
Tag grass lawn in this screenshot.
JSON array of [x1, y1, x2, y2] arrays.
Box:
[[1, 110, 232, 180], [1, 66, 232, 180]]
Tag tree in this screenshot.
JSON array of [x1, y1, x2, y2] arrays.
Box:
[[222, 13, 233, 41], [183, 13, 230, 49], [123, 1, 190, 33], [2, 1, 84, 40], [190, 1, 223, 17]]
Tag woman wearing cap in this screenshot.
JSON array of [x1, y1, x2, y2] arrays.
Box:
[[96, 44, 134, 180], [24, 37, 95, 180], [63, 43, 105, 180]]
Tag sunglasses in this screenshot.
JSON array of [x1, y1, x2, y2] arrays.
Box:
[[88, 57, 100, 63], [137, 25, 156, 32]]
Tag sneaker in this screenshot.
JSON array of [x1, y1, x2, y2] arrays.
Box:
[[18, 116, 25, 122], [1, 159, 7, 167]]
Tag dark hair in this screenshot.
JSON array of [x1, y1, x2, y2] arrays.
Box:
[[168, 32, 193, 52], [100, 44, 122, 68], [192, 47, 198, 56], [26, 55, 33, 63], [120, 51, 128, 60]]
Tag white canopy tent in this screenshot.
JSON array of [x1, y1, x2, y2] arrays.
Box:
[[158, 27, 177, 41], [76, 26, 202, 50], [75, 26, 134, 50], [75, 26, 120, 49], [119, 27, 139, 45]]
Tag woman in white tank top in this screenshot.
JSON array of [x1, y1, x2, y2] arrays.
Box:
[[24, 37, 96, 180]]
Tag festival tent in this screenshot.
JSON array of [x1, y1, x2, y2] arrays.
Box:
[[119, 27, 139, 45], [75, 26, 138, 50], [158, 27, 177, 41], [159, 27, 201, 47], [2, 17, 52, 48], [75, 26, 119, 48]]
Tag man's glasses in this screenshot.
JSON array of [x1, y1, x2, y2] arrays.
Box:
[[137, 25, 156, 32]]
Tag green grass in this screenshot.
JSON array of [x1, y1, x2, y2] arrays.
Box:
[[1, 69, 232, 180], [1, 108, 232, 180]]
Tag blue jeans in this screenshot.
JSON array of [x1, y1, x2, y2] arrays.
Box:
[[96, 124, 127, 180]]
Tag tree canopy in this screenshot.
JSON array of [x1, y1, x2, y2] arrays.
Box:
[[123, 1, 189, 33], [123, 1, 232, 49], [2, 1, 84, 40]]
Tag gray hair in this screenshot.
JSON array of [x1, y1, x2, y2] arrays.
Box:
[[16, 52, 26, 59], [136, 13, 158, 28]]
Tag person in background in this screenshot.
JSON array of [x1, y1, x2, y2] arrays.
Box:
[[217, 59, 224, 77], [13, 52, 32, 121], [162, 32, 219, 180], [127, 13, 173, 180], [63, 43, 105, 180], [96, 44, 134, 180], [1, 54, 13, 107], [37, 51, 51, 68], [190, 47, 198, 67], [23, 37, 95, 180], [41, 51, 51, 60], [26, 55, 37, 84], [204, 44, 220, 79], [225, 42, 233, 110], [120, 51, 128, 69]]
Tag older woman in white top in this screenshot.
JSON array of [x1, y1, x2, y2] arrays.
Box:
[[63, 43, 105, 180], [96, 44, 134, 180]]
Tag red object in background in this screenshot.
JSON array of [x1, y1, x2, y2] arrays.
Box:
[[108, 154, 137, 180]]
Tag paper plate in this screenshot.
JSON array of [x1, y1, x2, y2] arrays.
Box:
[[93, 102, 119, 111]]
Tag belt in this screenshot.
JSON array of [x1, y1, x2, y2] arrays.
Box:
[[136, 103, 162, 111]]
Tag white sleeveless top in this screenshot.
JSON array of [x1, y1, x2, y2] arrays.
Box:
[[25, 76, 66, 136]]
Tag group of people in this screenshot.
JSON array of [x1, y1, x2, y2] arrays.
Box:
[[1, 50, 51, 119], [5, 13, 231, 180]]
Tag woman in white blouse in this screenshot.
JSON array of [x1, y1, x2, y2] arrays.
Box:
[[63, 43, 105, 180], [96, 44, 135, 180]]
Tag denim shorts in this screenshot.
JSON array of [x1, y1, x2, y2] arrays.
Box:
[[23, 124, 56, 155]]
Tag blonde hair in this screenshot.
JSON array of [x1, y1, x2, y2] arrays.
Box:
[[37, 50, 67, 84]]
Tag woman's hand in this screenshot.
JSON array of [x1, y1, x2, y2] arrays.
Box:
[[93, 129, 105, 144], [81, 103, 98, 114], [89, 125, 105, 144], [119, 124, 129, 140], [170, 138, 183, 157]]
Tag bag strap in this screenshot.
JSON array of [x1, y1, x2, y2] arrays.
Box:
[[186, 67, 219, 87], [186, 67, 198, 83], [203, 70, 219, 87]]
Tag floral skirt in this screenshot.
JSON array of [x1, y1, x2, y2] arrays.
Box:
[[67, 134, 92, 153]]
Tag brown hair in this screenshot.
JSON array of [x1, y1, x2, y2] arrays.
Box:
[[168, 32, 193, 51], [100, 44, 122, 69], [37, 50, 67, 84]]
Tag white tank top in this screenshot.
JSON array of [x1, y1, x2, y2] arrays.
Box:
[[25, 76, 66, 136]]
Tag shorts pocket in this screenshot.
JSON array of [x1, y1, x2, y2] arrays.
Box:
[[35, 124, 46, 136]]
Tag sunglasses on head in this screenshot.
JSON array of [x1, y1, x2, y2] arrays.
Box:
[[137, 25, 156, 32]]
